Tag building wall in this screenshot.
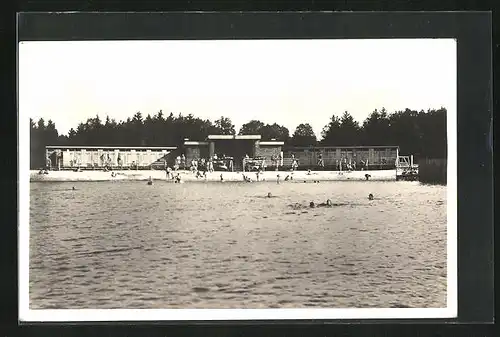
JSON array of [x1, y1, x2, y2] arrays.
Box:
[[185, 146, 201, 164], [46, 148, 171, 169], [255, 145, 282, 161], [283, 146, 398, 169]]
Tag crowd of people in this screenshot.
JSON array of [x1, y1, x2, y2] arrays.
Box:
[[164, 153, 235, 181]]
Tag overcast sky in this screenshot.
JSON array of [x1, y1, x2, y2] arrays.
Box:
[[19, 39, 456, 139]]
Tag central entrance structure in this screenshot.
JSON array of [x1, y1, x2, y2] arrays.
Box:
[[183, 135, 284, 171]]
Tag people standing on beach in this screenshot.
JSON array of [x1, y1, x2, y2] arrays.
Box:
[[166, 166, 172, 179], [256, 171, 260, 181], [277, 174, 281, 184], [220, 174, 224, 182], [290, 154, 298, 171], [271, 154, 279, 171], [180, 154, 186, 170], [317, 153, 324, 169]]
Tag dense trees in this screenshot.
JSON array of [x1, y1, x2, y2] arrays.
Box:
[[320, 111, 362, 146], [239, 120, 290, 141], [290, 123, 317, 147], [29, 107, 447, 168]]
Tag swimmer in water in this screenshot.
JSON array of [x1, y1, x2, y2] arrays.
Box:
[[318, 199, 333, 207], [72, 186, 76, 190], [284, 175, 290, 181], [365, 174, 371, 181], [277, 174, 281, 184], [220, 174, 224, 182], [368, 193, 374, 200], [267, 192, 272, 198], [309, 201, 315, 208]]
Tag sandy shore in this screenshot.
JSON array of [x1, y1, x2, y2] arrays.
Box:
[[30, 169, 397, 182]]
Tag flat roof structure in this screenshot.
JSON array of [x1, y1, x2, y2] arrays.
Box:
[[46, 146, 177, 150], [260, 141, 285, 146], [206, 135, 261, 140]]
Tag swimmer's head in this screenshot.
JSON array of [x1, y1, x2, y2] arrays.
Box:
[[267, 192, 272, 198], [326, 199, 332, 206], [309, 201, 315, 208], [72, 186, 75, 190], [368, 193, 374, 200]]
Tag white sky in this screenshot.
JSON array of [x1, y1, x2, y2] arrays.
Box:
[[19, 39, 456, 139]]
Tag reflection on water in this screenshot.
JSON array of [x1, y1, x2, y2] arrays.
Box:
[[29, 180, 447, 309]]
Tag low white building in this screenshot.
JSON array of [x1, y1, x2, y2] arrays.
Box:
[[45, 146, 177, 170]]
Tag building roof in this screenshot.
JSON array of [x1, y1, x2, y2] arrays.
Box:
[[260, 141, 285, 146], [184, 141, 209, 146], [45, 146, 177, 150], [207, 135, 261, 140]]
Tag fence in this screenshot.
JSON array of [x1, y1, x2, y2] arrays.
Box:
[[418, 158, 447, 184]]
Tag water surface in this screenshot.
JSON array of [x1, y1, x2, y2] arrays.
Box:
[[29, 180, 447, 309]]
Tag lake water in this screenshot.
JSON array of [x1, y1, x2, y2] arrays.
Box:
[[28, 180, 447, 309]]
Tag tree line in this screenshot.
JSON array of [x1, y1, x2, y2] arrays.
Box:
[[30, 107, 446, 168]]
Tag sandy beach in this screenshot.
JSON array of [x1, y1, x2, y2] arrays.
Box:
[[30, 169, 397, 182]]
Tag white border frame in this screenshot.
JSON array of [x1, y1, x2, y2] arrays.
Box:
[[18, 38, 457, 322]]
